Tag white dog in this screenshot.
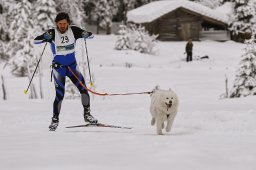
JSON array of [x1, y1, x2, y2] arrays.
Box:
[[150, 87, 179, 135]]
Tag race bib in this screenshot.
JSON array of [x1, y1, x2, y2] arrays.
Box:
[[54, 27, 75, 55]]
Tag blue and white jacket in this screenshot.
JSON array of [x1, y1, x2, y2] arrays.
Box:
[[34, 26, 89, 66]]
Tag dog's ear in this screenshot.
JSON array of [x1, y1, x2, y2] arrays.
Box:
[[151, 85, 159, 94], [169, 88, 173, 92]]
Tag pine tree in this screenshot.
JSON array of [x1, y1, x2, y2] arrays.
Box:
[[0, 0, 17, 100], [0, 8, 7, 99], [115, 24, 158, 54], [129, 25, 158, 54], [9, 0, 38, 98], [33, 0, 57, 99], [194, 0, 222, 9], [113, 0, 157, 22], [34, 0, 56, 33], [229, 0, 255, 36], [115, 0, 136, 22], [250, 0, 256, 24], [220, 0, 231, 3], [56, 0, 86, 27], [0, 0, 14, 62], [134, 0, 158, 8], [94, 0, 118, 34], [9, 0, 34, 76], [115, 25, 131, 50], [94, 0, 110, 34], [230, 30, 256, 98]]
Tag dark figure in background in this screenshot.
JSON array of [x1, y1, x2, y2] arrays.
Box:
[[186, 39, 193, 62]]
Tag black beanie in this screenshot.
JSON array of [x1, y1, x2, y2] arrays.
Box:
[[55, 12, 71, 23]]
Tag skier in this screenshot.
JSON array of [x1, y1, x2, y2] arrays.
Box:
[[34, 12, 98, 131], [185, 38, 193, 62]]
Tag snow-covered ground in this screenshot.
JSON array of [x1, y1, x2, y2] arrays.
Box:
[[1, 35, 256, 170]]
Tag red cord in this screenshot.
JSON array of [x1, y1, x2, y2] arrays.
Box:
[[67, 66, 152, 96]]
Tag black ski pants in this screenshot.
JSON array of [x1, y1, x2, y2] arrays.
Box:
[[52, 63, 90, 119], [186, 52, 193, 62]]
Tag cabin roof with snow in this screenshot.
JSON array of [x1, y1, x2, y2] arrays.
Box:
[[127, 0, 229, 25]]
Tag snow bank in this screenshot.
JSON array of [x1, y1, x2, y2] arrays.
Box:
[[1, 35, 256, 170]]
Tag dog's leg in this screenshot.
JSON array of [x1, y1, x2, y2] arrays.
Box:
[[156, 117, 163, 135], [166, 114, 176, 132], [151, 117, 156, 126]]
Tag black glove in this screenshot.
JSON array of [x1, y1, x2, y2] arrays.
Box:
[[43, 32, 52, 41]]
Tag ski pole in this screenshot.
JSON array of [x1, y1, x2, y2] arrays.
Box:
[[84, 40, 93, 87], [24, 43, 47, 94]]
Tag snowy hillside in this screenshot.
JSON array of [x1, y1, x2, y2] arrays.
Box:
[[1, 35, 256, 170]]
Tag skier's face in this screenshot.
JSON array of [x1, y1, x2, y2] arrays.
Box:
[[56, 19, 69, 34]]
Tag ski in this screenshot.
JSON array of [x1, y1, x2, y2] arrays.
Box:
[[66, 123, 132, 129]]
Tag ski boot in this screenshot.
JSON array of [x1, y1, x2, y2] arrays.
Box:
[[49, 117, 59, 131], [84, 107, 98, 124]]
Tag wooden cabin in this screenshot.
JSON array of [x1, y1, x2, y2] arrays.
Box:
[[127, 1, 230, 41]]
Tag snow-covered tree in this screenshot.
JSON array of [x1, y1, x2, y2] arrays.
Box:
[[56, 0, 86, 27], [0, 27, 8, 100], [9, 0, 34, 76], [230, 30, 256, 98], [250, 0, 256, 28], [94, 0, 110, 34], [34, 0, 56, 33], [33, 0, 56, 99], [130, 25, 158, 54], [93, 0, 119, 34], [114, 0, 136, 22], [194, 0, 222, 9], [134, 0, 158, 8], [220, 0, 231, 3], [0, 36, 9, 62], [0, 0, 14, 62], [115, 24, 158, 54], [9, 0, 38, 98], [229, 0, 255, 36], [0, 0, 17, 100], [115, 25, 131, 50]]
